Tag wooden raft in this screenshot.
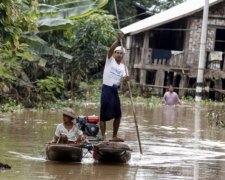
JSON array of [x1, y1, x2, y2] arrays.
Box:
[[45, 144, 83, 162], [93, 142, 132, 163]]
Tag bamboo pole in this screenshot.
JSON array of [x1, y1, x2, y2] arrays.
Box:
[[113, 0, 143, 155]]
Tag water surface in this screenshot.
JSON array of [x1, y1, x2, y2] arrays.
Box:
[[1, 104, 225, 179]]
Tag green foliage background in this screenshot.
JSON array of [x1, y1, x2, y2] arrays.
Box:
[[0, 0, 184, 109]]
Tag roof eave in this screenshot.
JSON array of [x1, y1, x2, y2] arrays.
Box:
[[122, 0, 223, 36]]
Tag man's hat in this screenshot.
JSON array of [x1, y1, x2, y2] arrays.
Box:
[[114, 46, 126, 54], [63, 108, 76, 119]]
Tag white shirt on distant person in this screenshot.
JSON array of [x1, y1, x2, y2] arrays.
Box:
[[55, 123, 83, 142], [103, 56, 127, 86]]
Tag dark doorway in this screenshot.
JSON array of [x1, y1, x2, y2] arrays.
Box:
[[135, 69, 140, 82], [174, 74, 181, 94], [146, 70, 156, 85]]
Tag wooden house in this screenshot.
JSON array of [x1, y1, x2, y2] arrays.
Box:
[[121, 0, 225, 100]]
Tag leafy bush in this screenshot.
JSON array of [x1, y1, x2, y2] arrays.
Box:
[[37, 76, 64, 101], [0, 98, 24, 112]]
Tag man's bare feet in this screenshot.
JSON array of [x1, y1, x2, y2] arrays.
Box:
[[103, 136, 109, 143], [110, 137, 124, 142]]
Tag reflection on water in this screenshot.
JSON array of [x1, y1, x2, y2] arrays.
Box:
[[1, 105, 225, 179], [194, 104, 201, 180]]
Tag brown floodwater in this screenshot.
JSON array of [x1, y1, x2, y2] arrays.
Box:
[[1, 103, 225, 180]]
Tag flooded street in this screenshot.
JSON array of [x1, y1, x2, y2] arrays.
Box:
[[1, 104, 225, 179]]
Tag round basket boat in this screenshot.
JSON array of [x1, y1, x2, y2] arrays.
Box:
[[45, 144, 83, 162], [93, 142, 131, 163]]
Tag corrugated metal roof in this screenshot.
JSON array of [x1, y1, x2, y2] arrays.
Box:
[[121, 0, 223, 35]]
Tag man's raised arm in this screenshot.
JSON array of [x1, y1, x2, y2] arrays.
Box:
[[107, 32, 122, 58]]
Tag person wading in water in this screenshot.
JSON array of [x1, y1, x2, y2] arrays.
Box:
[[162, 85, 181, 105], [100, 32, 129, 142]]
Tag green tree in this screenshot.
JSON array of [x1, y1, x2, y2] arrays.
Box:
[[0, 0, 38, 79], [32, 1, 114, 96], [0, 0, 39, 105], [0, 0, 111, 106], [26, 0, 109, 60], [55, 12, 117, 93]]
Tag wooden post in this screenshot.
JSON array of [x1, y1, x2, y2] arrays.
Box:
[[179, 75, 188, 97], [155, 69, 165, 95], [140, 31, 149, 85], [140, 70, 146, 85], [214, 78, 222, 100], [124, 35, 132, 65]]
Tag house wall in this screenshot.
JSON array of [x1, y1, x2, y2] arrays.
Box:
[[186, 17, 202, 69], [186, 1, 225, 74], [126, 1, 225, 99]]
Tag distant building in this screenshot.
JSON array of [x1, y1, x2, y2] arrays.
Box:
[[121, 0, 225, 100]]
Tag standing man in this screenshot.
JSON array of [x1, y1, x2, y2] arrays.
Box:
[[162, 85, 181, 105], [100, 32, 128, 142]]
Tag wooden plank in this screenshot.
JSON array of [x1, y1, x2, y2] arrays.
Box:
[[124, 36, 132, 64], [139, 31, 149, 85], [134, 82, 225, 94], [141, 31, 150, 64], [133, 63, 190, 71], [154, 69, 165, 95], [179, 75, 188, 97], [140, 70, 146, 85]]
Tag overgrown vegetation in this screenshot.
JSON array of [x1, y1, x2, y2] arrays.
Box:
[[207, 110, 225, 128], [0, 98, 24, 112], [32, 79, 223, 110], [0, 0, 112, 108], [1, 76, 224, 112], [37, 76, 64, 101]]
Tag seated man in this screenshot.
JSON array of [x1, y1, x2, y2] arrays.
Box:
[[162, 85, 181, 105], [52, 108, 85, 144]]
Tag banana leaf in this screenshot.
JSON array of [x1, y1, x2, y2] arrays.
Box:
[[24, 35, 73, 60], [59, 4, 97, 19], [38, 18, 74, 31], [23, 34, 48, 45], [38, 4, 59, 14], [60, 0, 108, 19], [38, 0, 108, 31], [55, 0, 91, 9]]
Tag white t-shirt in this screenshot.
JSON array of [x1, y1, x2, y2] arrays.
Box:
[[55, 123, 83, 142], [103, 56, 127, 86]]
